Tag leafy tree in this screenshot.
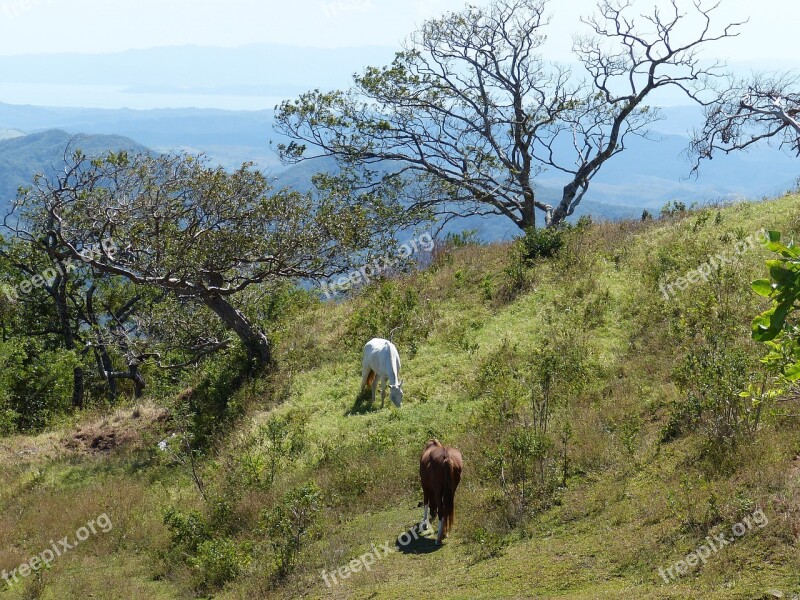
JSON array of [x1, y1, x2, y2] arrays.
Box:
[[17, 151, 407, 370], [276, 0, 741, 229], [3, 185, 223, 406], [0, 227, 94, 408]]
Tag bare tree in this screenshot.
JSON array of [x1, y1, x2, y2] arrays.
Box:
[[275, 0, 742, 229], [691, 73, 800, 170]]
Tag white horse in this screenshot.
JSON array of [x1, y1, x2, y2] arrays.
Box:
[[360, 338, 404, 407]]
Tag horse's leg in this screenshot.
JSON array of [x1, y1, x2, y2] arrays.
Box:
[[420, 485, 429, 530], [371, 375, 379, 405], [380, 377, 387, 408], [360, 365, 371, 392], [434, 480, 447, 544]]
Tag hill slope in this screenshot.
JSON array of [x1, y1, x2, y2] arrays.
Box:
[[1, 197, 800, 599], [0, 129, 147, 208]]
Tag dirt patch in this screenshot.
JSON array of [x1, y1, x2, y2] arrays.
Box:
[[65, 403, 172, 455], [68, 427, 137, 452]]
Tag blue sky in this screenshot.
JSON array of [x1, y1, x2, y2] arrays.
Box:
[[0, 0, 792, 60]]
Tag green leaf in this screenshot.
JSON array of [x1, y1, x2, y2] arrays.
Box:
[[784, 361, 800, 381], [752, 311, 780, 341], [765, 241, 792, 255], [769, 265, 799, 285], [751, 279, 775, 297], [771, 295, 797, 330]]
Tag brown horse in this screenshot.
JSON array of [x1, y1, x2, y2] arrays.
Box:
[[419, 439, 463, 545]]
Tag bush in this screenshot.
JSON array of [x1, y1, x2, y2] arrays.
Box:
[[190, 537, 251, 591], [661, 256, 765, 466], [163, 505, 251, 591], [518, 227, 565, 261], [470, 331, 588, 524], [443, 228, 481, 248], [347, 280, 434, 354], [667, 331, 754, 456], [163, 507, 211, 554], [261, 482, 323, 580], [231, 410, 308, 489], [177, 348, 252, 449], [0, 340, 81, 432]]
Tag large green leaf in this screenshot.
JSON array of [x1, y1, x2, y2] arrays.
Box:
[[752, 311, 780, 342], [751, 279, 776, 297], [768, 264, 799, 286], [783, 361, 800, 381]]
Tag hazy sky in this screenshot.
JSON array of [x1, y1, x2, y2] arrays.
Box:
[[0, 0, 795, 110], [0, 0, 794, 60]]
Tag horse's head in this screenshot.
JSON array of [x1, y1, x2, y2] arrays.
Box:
[[389, 382, 404, 407]]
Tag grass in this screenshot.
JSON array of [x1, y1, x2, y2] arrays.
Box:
[[3, 196, 800, 598]]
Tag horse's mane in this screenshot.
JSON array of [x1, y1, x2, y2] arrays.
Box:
[[423, 438, 442, 453]]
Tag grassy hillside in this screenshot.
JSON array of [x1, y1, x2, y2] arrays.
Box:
[[2, 196, 800, 599]]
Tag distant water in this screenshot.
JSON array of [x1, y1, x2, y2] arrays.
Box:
[[0, 83, 289, 111]]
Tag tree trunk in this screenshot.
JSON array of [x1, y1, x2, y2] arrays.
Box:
[[202, 292, 272, 369], [550, 182, 579, 228], [72, 367, 84, 410], [128, 362, 145, 398], [520, 187, 536, 230], [52, 275, 84, 409]]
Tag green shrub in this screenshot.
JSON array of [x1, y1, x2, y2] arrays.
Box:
[[661, 257, 764, 465], [190, 537, 251, 590], [163, 507, 211, 554], [261, 482, 322, 580], [347, 280, 434, 353], [178, 348, 251, 449], [0, 340, 81, 431], [232, 410, 308, 489], [471, 331, 588, 523], [443, 228, 481, 248], [660, 200, 688, 217], [518, 227, 565, 261], [163, 505, 251, 591]]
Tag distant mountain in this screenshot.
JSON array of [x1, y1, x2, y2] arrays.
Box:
[[0, 129, 147, 208], [0, 101, 797, 240], [0, 103, 284, 172]]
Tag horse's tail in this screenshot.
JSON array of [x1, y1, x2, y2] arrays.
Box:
[[442, 457, 458, 537]]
